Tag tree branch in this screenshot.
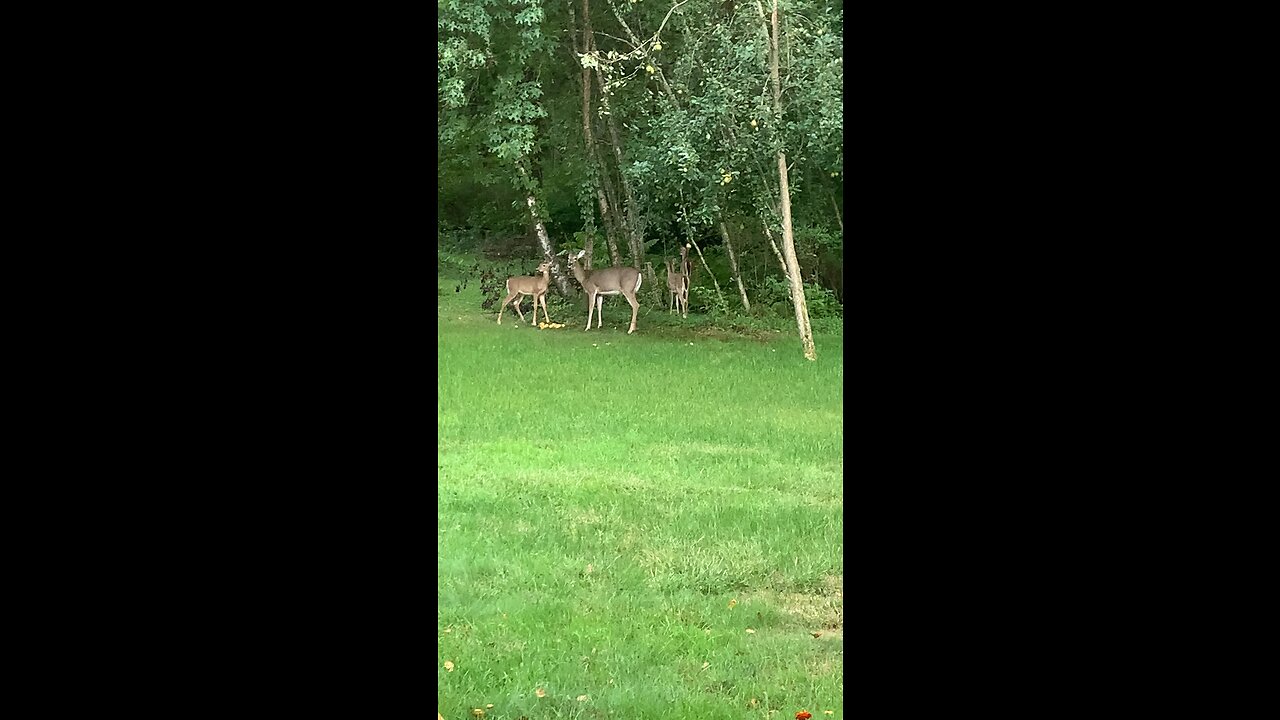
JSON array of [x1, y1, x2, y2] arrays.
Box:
[[592, 31, 637, 50], [656, 0, 692, 38]]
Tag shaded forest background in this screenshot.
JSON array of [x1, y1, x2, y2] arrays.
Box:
[[439, 0, 842, 330]]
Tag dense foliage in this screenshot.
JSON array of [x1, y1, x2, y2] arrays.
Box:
[[439, 0, 843, 321]]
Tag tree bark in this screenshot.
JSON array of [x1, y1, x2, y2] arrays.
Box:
[[776, 151, 814, 359], [600, 197, 622, 265], [573, 0, 622, 267], [526, 195, 573, 295], [719, 221, 751, 312], [762, 219, 791, 287], [688, 237, 724, 308], [760, 0, 815, 360], [594, 150, 624, 265], [588, 94, 625, 265], [588, 35, 645, 271], [599, 91, 644, 270], [516, 162, 573, 295]]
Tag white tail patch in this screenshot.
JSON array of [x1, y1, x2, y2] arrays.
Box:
[[634, 274, 643, 292]]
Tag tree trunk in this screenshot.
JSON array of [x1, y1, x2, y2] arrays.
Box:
[[688, 238, 724, 308], [719, 221, 751, 312], [526, 195, 573, 295], [776, 152, 814, 359], [760, 0, 815, 360], [588, 38, 645, 271], [830, 189, 843, 233], [572, 0, 623, 267], [596, 175, 622, 265], [762, 218, 792, 291], [589, 85, 626, 265], [601, 97, 644, 269]]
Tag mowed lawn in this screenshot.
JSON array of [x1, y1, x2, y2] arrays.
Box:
[[438, 274, 844, 719]]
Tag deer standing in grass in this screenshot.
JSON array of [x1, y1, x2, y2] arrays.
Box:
[[567, 249, 642, 334], [497, 261, 553, 326], [665, 244, 691, 318]]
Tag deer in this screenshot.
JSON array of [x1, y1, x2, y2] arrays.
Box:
[[566, 249, 642, 334], [496, 261, 553, 326], [665, 244, 691, 318]]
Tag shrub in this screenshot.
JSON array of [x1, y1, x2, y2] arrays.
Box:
[[751, 276, 842, 319]]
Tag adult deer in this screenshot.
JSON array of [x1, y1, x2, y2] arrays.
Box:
[[665, 244, 690, 318], [566, 249, 642, 334], [496, 261, 553, 326]]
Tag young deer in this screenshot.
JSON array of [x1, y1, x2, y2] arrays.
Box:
[[665, 244, 690, 318], [497, 261, 553, 326], [566, 249, 642, 334]]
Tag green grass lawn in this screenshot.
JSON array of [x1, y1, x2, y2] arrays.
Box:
[[438, 271, 843, 719]]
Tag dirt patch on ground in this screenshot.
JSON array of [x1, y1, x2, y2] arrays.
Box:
[[741, 575, 843, 632], [688, 325, 777, 344], [823, 574, 843, 596], [780, 590, 843, 630]]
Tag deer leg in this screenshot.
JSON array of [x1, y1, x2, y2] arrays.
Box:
[[535, 293, 547, 324], [596, 295, 604, 328], [498, 291, 519, 324], [624, 291, 639, 334], [584, 291, 595, 330], [511, 295, 526, 323]]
